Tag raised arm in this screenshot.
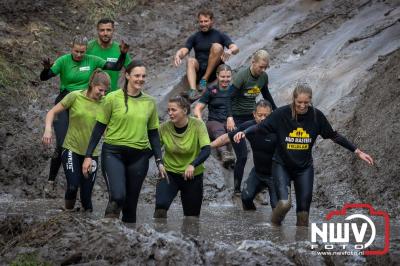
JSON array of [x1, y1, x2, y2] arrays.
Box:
[[40, 58, 56, 81], [103, 40, 129, 70]]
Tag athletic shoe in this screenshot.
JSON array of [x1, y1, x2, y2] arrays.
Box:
[[198, 79, 207, 92]]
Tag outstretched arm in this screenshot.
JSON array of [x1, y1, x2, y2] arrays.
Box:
[[210, 133, 230, 148], [354, 148, 374, 165]]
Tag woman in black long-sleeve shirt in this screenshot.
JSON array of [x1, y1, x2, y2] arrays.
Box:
[[235, 84, 373, 226]]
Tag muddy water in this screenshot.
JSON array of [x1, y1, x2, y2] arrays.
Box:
[[1, 198, 399, 248]]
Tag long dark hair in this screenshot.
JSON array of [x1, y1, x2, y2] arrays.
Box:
[[123, 60, 145, 113]]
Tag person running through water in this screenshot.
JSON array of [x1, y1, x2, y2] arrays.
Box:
[[86, 18, 132, 92], [154, 96, 211, 219], [40, 35, 129, 192], [234, 83, 374, 226], [193, 64, 235, 168], [174, 9, 239, 101], [226, 49, 277, 194], [42, 70, 110, 211], [83, 60, 165, 223], [211, 100, 277, 210]]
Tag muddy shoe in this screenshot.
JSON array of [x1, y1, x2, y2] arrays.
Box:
[[221, 151, 235, 169], [198, 79, 207, 92]]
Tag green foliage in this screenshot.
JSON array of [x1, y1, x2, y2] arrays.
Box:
[[10, 253, 51, 266], [85, 0, 141, 22]]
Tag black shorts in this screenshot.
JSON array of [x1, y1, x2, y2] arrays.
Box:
[[197, 62, 220, 83]]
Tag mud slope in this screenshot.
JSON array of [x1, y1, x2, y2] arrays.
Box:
[[0, 0, 280, 198], [314, 49, 400, 218]]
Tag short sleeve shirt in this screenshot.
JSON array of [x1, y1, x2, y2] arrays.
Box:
[[86, 40, 132, 92], [51, 54, 106, 91], [97, 90, 159, 149], [61, 90, 103, 156], [159, 117, 210, 176]]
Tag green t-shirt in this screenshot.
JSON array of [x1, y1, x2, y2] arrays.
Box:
[[61, 90, 103, 156], [231, 67, 268, 116], [97, 89, 159, 149], [86, 40, 132, 92], [159, 117, 210, 176], [51, 54, 106, 92]]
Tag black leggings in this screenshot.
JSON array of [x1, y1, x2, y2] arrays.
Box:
[[101, 143, 151, 223], [48, 91, 70, 181], [155, 171, 203, 216], [61, 149, 98, 210], [272, 162, 314, 213], [241, 167, 277, 210], [231, 115, 252, 191]]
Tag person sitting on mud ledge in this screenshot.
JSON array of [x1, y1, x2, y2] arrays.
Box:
[[40, 35, 129, 193], [83, 61, 166, 223], [234, 83, 374, 227], [193, 64, 235, 168], [154, 95, 211, 219], [42, 70, 110, 211], [173, 9, 239, 102], [211, 100, 277, 211]]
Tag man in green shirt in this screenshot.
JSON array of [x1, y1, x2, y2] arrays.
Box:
[[86, 18, 132, 92]]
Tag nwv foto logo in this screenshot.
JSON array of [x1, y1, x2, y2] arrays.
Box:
[[310, 203, 390, 256]]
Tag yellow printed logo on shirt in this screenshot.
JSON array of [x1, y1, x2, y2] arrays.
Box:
[[285, 128, 312, 150]]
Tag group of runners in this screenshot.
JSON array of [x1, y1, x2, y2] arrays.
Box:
[[41, 9, 374, 226]]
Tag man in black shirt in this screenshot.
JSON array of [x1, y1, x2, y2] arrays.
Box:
[[174, 9, 239, 101], [211, 100, 277, 210]]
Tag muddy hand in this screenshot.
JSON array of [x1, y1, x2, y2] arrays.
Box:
[[355, 149, 374, 165], [42, 129, 53, 145], [119, 40, 130, 54], [183, 165, 195, 180], [221, 49, 232, 62], [82, 157, 93, 178], [174, 54, 182, 67], [226, 117, 236, 131], [42, 58, 52, 69], [158, 163, 169, 183], [233, 131, 245, 143]]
